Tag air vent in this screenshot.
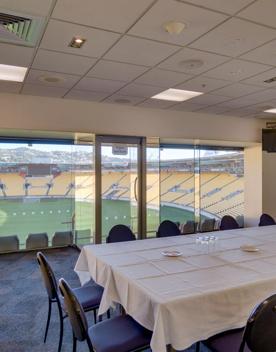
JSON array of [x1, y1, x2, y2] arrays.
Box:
[[264, 76, 276, 84], [0, 10, 45, 46]]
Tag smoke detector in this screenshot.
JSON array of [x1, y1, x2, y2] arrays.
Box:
[[115, 98, 131, 104], [179, 59, 204, 70], [39, 76, 64, 84], [163, 21, 186, 35]]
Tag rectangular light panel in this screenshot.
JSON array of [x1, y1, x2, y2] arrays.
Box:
[[151, 88, 203, 102], [0, 64, 27, 82], [264, 108, 276, 113]]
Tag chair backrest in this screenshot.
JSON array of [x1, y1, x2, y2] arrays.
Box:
[[0, 235, 19, 253], [220, 215, 239, 231], [37, 252, 58, 300], [106, 224, 136, 243], [181, 220, 197, 235], [59, 278, 88, 342], [52, 231, 73, 247], [241, 294, 276, 352], [26, 233, 48, 250], [200, 219, 215, 233], [259, 213, 276, 227], [157, 220, 181, 238]]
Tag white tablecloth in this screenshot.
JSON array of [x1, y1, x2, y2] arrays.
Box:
[[75, 226, 276, 352]]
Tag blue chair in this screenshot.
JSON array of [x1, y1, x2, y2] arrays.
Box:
[[220, 215, 239, 231], [156, 220, 181, 237], [202, 293, 276, 352], [59, 278, 152, 352], [37, 252, 104, 352], [106, 224, 136, 243], [259, 213, 276, 227]]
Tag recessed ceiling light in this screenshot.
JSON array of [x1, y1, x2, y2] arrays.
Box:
[[264, 108, 276, 113], [39, 76, 64, 83], [151, 88, 203, 102], [69, 37, 86, 48], [163, 21, 186, 35], [179, 59, 204, 70], [115, 98, 131, 104], [0, 64, 27, 82]]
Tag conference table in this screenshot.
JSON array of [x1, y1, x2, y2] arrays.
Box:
[[75, 225, 276, 352]]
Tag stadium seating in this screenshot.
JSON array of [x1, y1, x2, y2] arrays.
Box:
[[52, 231, 73, 247]]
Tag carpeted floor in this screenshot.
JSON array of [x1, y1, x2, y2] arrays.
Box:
[[0, 247, 208, 352]]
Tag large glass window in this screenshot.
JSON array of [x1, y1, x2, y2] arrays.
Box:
[[160, 146, 196, 225], [0, 137, 94, 249], [199, 148, 244, 227]]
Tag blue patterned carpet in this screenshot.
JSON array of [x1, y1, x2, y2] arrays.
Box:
[[0, 247, 210, 352]]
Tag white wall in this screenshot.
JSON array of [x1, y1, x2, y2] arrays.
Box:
[[262, 151, 276, 218], [0, 93, 265, 143], [244, 145, 263, 226]]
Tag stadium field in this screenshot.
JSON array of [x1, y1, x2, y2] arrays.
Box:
[[0, 198, 194, 247]]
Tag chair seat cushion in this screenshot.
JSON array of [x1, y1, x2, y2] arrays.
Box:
[[204, 328, 251, 352], [73, 283, 103, 311], [89, 315, 152, 352]]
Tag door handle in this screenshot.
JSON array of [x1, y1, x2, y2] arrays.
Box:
[[134, 176, 138, 202]]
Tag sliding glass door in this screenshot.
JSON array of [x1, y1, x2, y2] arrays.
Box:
[[95, 136, 146, 243]]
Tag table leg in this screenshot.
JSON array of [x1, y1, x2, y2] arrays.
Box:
[[166, 345, 176, 352]]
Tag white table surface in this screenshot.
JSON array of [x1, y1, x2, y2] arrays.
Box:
[[75, 226, 276, 352]]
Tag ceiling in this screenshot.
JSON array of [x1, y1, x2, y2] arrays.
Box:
[[1, 0, 276, 118]]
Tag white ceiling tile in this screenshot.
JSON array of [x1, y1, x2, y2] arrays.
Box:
[[134, 68, 192, 87], [210, 83, 265, 98], [138, 98, 176, 109], [238, 0, 276, 29], [32, 49, 97, 75], [129, 0, 227, 45], [21, 84, 68, 97], [158, 47, 229, 75], [0, 81, 22, 93], [240, 39, 276, 66], [41, 20, 120, 58], [190, 18, 276, 57], [0, 43, 34, 67], [187, 93, 231, 106], [64, 90, 109, 102], [104, 94, 145, 106], [242, 68, 276, 88], [169, 101, 204, 112], [216, 89, 276, 109], [195, 105, 231, 114], [104, 36, 179, 66], [87, 60, 148, 82], [205, 59, 271, 81], [179, 0, 255, 15], [25, 69, 81, 88], [75, 77, 126, 93], [52, 0, 154, 33], [0, 0, 53, 16], [176, 76, 231, 93], [117, 83, 163, 98]]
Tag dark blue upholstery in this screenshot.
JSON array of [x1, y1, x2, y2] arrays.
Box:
[[156, 220, 181, 237], [203, 294, 276, 352], [89, 315, 152, 352], [220, 215, 239, 231], [106, 225, 136, 243], [204, 328, 250, 352], [259, 213, 276, 227], [73, 284, 104, 311]]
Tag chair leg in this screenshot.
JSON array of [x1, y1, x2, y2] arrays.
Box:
[[87, 337, 94, 352], [107, 309, 111, 319], [57, 302, 64, 352], [44, 298, 52, 343], [72, 333, 77, 352], [195, 341, 200, 352], [93, 309, 97, 324]]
